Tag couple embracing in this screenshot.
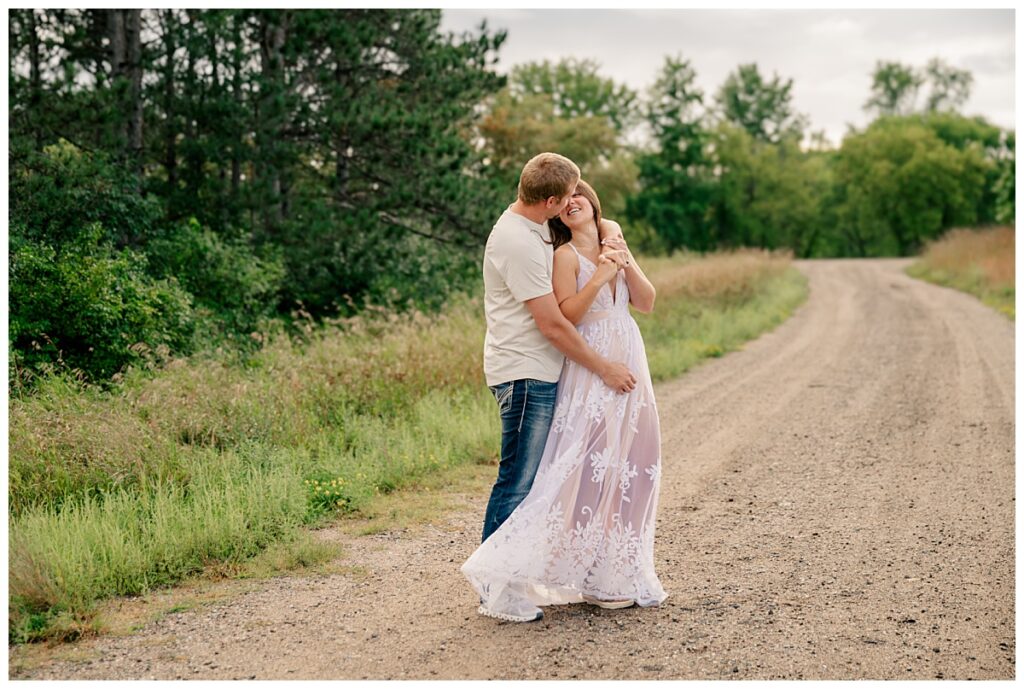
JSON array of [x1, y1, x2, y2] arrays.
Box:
[[461, 152, 668, 623]]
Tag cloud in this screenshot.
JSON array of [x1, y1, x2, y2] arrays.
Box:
[[806, 17, 864, 37], [960, 52, 1015, 76]]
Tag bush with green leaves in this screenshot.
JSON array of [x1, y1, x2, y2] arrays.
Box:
[[10, 138, 161, 250], [145, 218, 287, 338], [831, 116, 989, 256], [9, 227, 196, 387]]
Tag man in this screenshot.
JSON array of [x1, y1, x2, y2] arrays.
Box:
[[477, 153, 636, 621]]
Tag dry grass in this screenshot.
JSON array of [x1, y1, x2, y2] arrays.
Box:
[[644, 247, 796, 302], [908, 226, 1015, 319]]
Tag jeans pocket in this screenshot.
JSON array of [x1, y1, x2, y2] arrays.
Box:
[[526, 378, 558, 398], [490, 381, 514, 415]]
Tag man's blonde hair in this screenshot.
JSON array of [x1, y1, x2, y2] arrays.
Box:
[[517, 152, 580, 205]]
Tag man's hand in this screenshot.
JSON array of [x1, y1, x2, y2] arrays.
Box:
[[601, 361, 637, 393], [601, 238, 633, 267], [525, 292, 637, 392]]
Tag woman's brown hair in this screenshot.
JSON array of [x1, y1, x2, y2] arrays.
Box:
[[548, 179, 603, 251]]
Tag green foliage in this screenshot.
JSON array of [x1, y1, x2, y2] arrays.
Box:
[[918, 110, 1003, 150], [710, 123, 833, 256], [714, 62, 807, 144], [7, 140, 206, 384], [9, 229, 196, 386], [627, 56, 716, 252], [618, 219, 669, 256], [364, 236, 481, 313], [10, 139, 161, 249], [257, 8, 508, 314], [864, 60, 924, 116], [507, 58, 639, 132], [8, 9, 511, 387], [145, 219, 287, 336], [832, 116, 989, 256], [480, 59, 640, 216], [915, 112, 1013, 225], [922, 58, 974, 113], [864, 57, 974, 117], [993, 131, 1015, 224]]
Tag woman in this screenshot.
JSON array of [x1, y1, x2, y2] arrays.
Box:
[[462, 180, 667, 621]]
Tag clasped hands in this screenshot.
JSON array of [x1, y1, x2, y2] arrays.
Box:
[[599, 235, 633, 269], [593, 236, 633, 284]]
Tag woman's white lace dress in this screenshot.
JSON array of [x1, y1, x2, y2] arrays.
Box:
[[461, 245, 668, 608]]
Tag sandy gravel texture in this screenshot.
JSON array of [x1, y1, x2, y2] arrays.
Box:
[[10, 258, 1015, 680]]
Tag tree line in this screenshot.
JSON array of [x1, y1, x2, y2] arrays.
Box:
[[8, 9, 1015, 386]]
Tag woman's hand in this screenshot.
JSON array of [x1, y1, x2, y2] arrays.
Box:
[[594, 254, 620, 285]]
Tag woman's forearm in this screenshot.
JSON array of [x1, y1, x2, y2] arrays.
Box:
[[623, 261, 656, 312]]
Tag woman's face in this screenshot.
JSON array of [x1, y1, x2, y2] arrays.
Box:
[[559, 187, 594, 229]]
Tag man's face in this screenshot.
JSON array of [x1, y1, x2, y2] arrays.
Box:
[[545, 178, 579, 219]]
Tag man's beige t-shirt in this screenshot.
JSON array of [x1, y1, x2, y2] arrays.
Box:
[[482, 206, 564, 387]]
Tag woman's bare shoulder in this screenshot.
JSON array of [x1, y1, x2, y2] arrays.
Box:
[[553, 244, 580, 269]]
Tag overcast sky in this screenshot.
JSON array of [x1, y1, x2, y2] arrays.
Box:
[[439, 8, 1015, 146]]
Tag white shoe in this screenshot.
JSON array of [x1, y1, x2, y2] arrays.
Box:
[[477, 586, 543, 622], [582, 594, 635, 610], [477, 603, 543, 623]]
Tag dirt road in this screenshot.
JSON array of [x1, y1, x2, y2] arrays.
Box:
[[11, 258, 1015, 680]]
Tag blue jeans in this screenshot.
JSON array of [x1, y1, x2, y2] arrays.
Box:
[[481, 378, 558, 543]]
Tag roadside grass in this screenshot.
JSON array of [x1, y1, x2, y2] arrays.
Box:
[[8, 248, 808, 644], [640, 248, 803, 381], [906, 225, 1015, 319]]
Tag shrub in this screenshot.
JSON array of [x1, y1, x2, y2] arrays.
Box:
[[9, 227, 196, 387]]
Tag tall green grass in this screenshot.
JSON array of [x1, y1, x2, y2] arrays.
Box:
[[8, 249, 807, 643], [906, 225, 1015, 319]]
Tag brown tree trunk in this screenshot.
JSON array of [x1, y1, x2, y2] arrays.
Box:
[[26, 10, 43, 148], [126, 9, 143, 180], [334, 60, 349, 203], [183, 11, 199, 198], [257, 11, 288, 234], [105, 8, 142, 178], [230, 14, 243, 198], [107, 9, 126, 79], [162, 10, 178, 193]]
